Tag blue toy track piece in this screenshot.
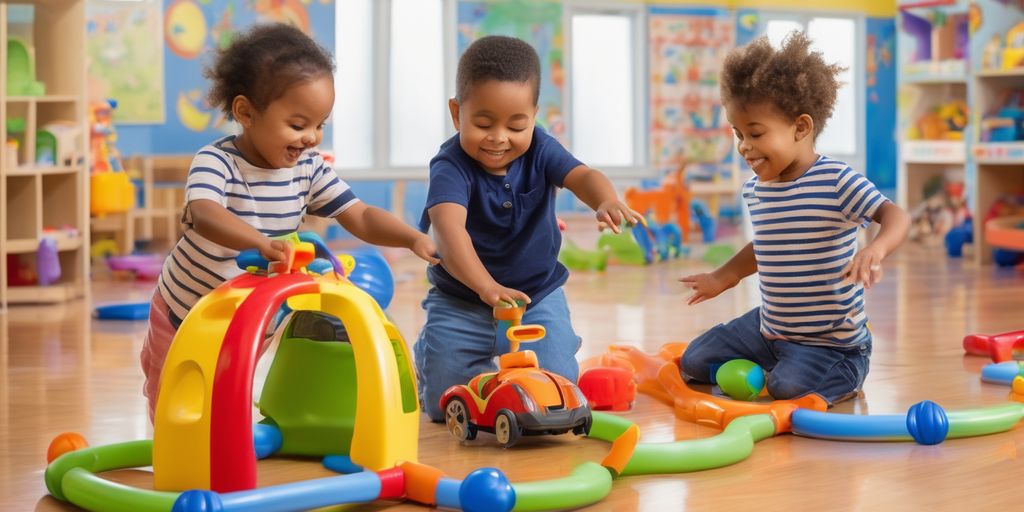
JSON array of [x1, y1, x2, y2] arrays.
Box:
[[95, 302, 150, 321]]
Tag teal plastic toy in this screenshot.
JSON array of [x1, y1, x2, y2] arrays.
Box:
[[715, 359, 765, 401]]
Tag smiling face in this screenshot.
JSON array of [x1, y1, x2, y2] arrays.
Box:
[[449, 79, 538, 175], [726, 101, 816, 182], [232, 75, 335, 169]]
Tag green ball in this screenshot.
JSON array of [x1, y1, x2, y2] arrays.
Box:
[[715, 359, 765, 401]]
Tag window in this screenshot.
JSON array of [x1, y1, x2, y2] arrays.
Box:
[[332, 0, 447, 177], [389, 0, 445, 167], [568, 5, 645, 171], [762, 14, 862, 162], [334, 0, 374, 169]]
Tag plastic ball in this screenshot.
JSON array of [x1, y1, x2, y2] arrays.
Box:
[[47, 432, 88, 463], [715, 359, 765, 401], [341, 246, 395, 309], [172, 490, 224, 512], [459, 467, 515, 512], [906, 400, 949, 445]]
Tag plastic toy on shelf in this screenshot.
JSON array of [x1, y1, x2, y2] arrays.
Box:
[[89, 99, 135, 217]]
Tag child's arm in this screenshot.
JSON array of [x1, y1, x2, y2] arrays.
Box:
[[562, 165, 644, 233], [845, 202, 911, 288], [428, 203, 531, 307], [188, 199, 288, 262], [335, 202, 440, 264], [679, 242, 757, 305]]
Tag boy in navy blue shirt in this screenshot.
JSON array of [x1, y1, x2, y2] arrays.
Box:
[[415, 35, 641, 421]]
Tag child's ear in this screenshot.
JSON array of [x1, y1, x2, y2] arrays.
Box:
[[232, 95, 255, 127], [795, 114, 814, 141], [448, 98, 461, 131]]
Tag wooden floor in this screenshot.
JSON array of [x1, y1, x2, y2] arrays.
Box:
[[4, 238, 1024, 511]]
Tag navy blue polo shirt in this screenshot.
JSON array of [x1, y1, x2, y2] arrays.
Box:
[[419, 126, 582, 306]]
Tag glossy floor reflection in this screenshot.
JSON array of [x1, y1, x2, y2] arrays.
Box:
[[3, 240, 1023, 511]]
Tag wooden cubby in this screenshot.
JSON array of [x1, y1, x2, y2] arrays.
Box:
[[0, 0, 89, 308]]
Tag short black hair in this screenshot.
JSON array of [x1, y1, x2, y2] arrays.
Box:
[[205, 23, 335, 119], [720, 32, 844, 139], [455, 35, 541, 105]]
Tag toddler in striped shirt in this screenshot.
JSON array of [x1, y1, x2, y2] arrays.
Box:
[[678, 32, 910, 405], [140, 24, 438, 420]]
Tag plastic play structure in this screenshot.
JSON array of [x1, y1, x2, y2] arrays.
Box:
[[44, 237, 1024, 511]]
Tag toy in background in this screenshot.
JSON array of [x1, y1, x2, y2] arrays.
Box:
[[909, 176, 970, 244], [900, 7, 969, 77], [982, 194, 1024, 267], [981, 21, 1024, 70], [625, 166, 692, 242], [88, 99, 135, 217], [6, 38, 46, 95], [909, 99, 968, 140], [980, 90, 1024, 143]]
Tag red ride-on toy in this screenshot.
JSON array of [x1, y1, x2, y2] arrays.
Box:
[[439, 303, 591, 448]]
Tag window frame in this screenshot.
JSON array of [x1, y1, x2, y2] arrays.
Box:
[[564, 1, 648, 177]]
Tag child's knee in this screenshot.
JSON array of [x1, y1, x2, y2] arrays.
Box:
[[679, 351, 713, 382], [766, 374, 810, 400]]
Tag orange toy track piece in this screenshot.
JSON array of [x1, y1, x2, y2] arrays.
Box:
[[582, 343, 828, 433], [400, 461, 445, 505], [601, 423, 639, 475]]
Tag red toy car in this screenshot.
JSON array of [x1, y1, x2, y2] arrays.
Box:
[[439, 325, 592, 448]]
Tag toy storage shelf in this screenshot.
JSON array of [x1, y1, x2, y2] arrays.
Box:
[[902, 140, 966, 164], [0, 0, 89, 307]]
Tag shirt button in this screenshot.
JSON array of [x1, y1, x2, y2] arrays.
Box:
[[504, 183, 511, 190], [502, 200, 512, 209]]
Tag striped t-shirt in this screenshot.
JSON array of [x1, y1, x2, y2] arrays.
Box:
[[743, 156, 888, 347], [157, 136, 359, 324]]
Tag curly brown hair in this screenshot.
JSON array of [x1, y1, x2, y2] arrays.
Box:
[[720, 32, 844, 139], [205, 23, 334, 119], [456, 35, 541, 105]]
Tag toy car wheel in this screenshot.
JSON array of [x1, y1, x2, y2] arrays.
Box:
[[444, 397, 476, 441], [573, 413, 593, 436], [494, 409, 521, 448]]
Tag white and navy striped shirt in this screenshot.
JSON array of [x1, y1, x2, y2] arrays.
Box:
[[744, 156, 888, 347], [158, 136, 358, 324]]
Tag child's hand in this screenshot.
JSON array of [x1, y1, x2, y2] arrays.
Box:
[[259, 239, 290, 264], [479, 284, 531, 309], [845, 244, 885, 289], [595, 200, 644, 234], [679, 272, 731, 305], [411, 235, 440, 265]]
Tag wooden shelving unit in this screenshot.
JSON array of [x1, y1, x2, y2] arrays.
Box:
[[895, 0, 969, 249], [91, 155, 188, 254], [0, 0, 89, 308], [967, 0, 1024, 264]]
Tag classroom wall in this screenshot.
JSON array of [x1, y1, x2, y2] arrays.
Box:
[[102, 0, 897, 214]]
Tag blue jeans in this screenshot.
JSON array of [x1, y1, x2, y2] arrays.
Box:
[[679, 307, 871, 405], [414, 287, 582, 421]]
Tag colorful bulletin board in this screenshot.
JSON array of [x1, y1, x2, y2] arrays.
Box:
[[648, 7, 735, 170], [122, 0, 335, 154], [866, 18, 897, 196], [457, 1, 565, 142], [86, 0, 165, 124]]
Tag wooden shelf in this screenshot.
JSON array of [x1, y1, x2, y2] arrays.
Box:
[[5, 282, 83, 304], [975, 68, 1024, 78], [901, 140, 966, 164], [5, 165, 82, 176], [973, 143, 1024, 165], [5, 233, 83, 254], [1, 0, 89, 308], [6, 94, 79, 103]]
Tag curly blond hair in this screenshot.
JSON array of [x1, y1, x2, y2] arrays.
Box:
[[720, 32, 845, 138]]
